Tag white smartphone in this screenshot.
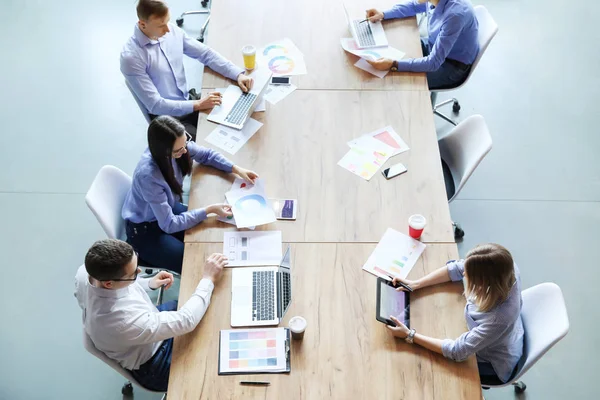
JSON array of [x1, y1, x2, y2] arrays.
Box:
[[382, 163, 407, 179], [270, 76, 291, 85]]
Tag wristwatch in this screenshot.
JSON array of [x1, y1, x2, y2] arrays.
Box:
[[390, 60, 399, 72], [405, 329, 416, 344]]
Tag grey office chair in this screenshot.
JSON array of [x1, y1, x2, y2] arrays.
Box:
[[175, 0, 211, 43], [432, 6, 498, 125]]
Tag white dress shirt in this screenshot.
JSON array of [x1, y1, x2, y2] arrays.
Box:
[[74, 265, 214, 370]]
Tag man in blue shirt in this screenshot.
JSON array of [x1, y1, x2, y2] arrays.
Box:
[[365, 0, 479, 90], [121, 0, 253, 136]]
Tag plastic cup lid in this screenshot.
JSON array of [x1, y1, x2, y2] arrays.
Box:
[[408, 214, 427, 230], [242, 45, 256, 54], [289, 316, 307, 331]]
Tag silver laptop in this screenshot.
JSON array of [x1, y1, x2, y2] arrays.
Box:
[[343, 2, 388, 49], [207, 68, 272, 130], [231, 246, 292, 327]]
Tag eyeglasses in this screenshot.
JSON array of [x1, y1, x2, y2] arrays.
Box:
[[173, 132, 193, 156]]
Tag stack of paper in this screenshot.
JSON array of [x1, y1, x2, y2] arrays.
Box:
[[205, 118, 263, 155], [340, 38, 406, 78], [223, 231, 282, 267], [218, 328, 290, 375], [362, 228, 426, 280], [338, 126, 409, 180]]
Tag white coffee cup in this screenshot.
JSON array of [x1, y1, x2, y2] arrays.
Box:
[[288, 316, 307, 340]]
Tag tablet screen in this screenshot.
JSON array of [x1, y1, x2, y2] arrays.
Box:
[[377, 279, 410, 327]]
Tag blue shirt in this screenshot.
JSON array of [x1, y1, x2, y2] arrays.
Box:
[[441, 260, 524, 383], [120, 24, 244, 116], [122, 142, 234, 234], [384, 0, 479, 72]]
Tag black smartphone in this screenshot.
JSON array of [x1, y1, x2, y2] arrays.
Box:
[[382, 163, 407, 179], [271, 76, 291, 85]]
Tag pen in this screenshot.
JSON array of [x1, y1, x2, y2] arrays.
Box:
[[359, 18, 369, 24], [240, 381, 270, 386], [385, 273, 413, 292]]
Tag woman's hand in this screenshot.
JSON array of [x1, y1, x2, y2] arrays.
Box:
[[149, 271, 174, 290], [392, 276, 420, 292], [207, 204, 233, 218], [387, 316, 410, 338], [366, 57, 394, 71], [232, 165, 259, 184]]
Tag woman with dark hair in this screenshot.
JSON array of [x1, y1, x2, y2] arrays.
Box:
[[122, 115, 258, 273]]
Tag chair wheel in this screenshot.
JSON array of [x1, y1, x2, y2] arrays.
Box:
[[198, 36, 205, 43], [176, 17, 184, 27], [122, 382, 133, 396], [514, 381, 526, 393], [201, 0, 208, 7], [453, 222, 465, 240], [452, 101, 461, 113]]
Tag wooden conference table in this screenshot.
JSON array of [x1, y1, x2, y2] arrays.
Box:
[[170, 0, 482, 398]]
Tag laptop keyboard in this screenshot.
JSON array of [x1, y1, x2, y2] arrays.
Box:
[[225, 92, 257, 126], [252, 270, 275, 321], [353, 20, 375, 47]]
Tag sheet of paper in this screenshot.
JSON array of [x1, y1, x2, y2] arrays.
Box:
[[263, 84, 297, 105], [348, 126, 410, 157], [219, 328, 288, 374], [223, 231, 282, 267], [258, 38, 307, 76], [225, 178, 276, 228], [362, 228, 426, 280], [354, 59, 388, 78], [216, 200, 256, 230], [338, 135, 394, 180], [204, 118, 263, 155], [341, 38, 406, 61]]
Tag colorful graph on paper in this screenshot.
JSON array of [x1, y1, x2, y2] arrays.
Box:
[[363, 228, 426, 280], [219, 328, 288, 374], [258, 38, 307, 76]]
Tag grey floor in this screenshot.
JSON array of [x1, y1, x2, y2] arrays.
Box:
[[0, 0, 596, 399]]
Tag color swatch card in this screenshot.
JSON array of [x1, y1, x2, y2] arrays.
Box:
[[348, 126, 409, 157], [258, 38, 307, 76], [362, 228, 426, 280], [223, 231, 282, 267], [218, 328, 291, 375], [225, 178, 276, 228], [338, 135, 394, 180], [205, 118, 263, 155]]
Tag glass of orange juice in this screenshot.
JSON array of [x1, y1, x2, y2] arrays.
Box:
[[242, 45, 256, 70]]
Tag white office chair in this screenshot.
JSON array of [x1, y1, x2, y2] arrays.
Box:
[[433, 5, 499, 125], [438, 114, 492, 203], [483, 282, 570, 393], [125, 80, 152, 124], [83, 329, 167, 399]]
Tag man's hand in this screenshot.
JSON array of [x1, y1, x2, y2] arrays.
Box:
[[392, 276, 420, 292], [149, 271, 174, 290], [206, 204, 233, 218], [365, 8, 384, 22], [194, 91, 222, 111], [237, 74, 254, 93], [232, 165, 259, 184], [386, 316, 411, 338], [367, 57, 394, 71], [203, 253, 228, 283]]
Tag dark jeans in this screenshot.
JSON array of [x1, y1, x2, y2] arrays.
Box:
[[421, 39, 472, 90], [130, 300, 178, 392], [125, 202, 188, 274], [149, 111, 199, 140]]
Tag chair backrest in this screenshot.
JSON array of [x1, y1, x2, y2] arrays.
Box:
[[125, 79, 151, 124], [438, 114, 492, 202], [439, 5, 498, 91], [85, 165, 132, 240], [513, 282, 569, 381], [82, 329, 137, 382]]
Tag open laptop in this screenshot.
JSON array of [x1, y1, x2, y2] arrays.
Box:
[[231, 246, 291, 327], [342, 2, 388, 49], [207, 68, 272, 130]]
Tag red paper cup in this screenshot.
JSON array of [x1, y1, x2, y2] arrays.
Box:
[[408, 214, 427, 239]]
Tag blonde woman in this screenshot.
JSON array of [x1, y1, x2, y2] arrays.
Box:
[[388, 244, 524, 384]]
